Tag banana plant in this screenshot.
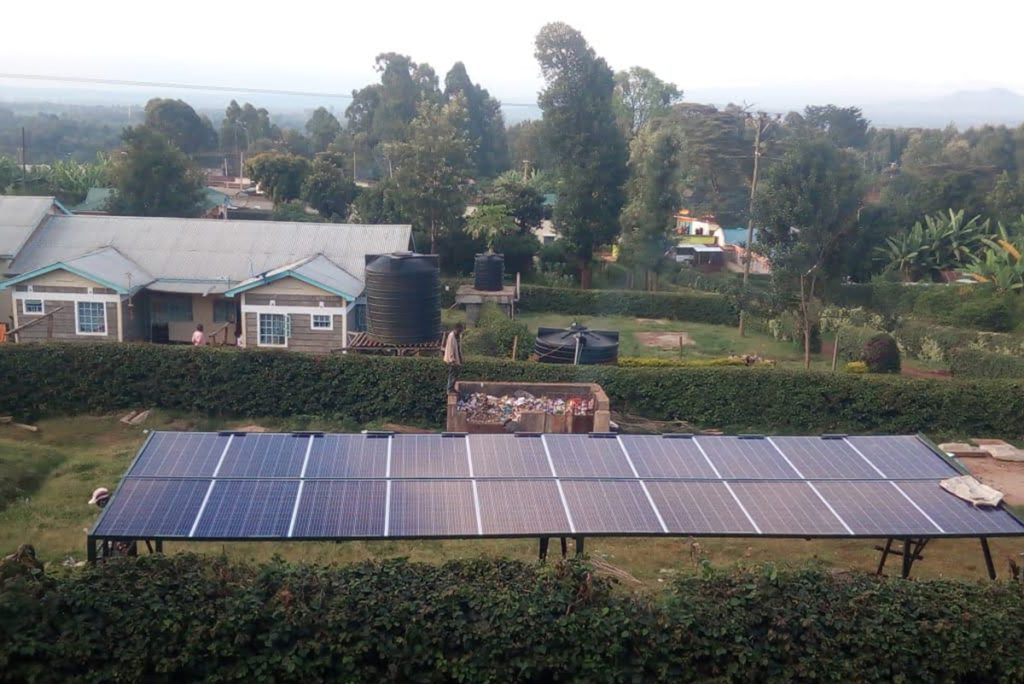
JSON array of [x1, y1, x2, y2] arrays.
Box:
[[964, 221, 1024, 291], [877, 222, 927, 281]]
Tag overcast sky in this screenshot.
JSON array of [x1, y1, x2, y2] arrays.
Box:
[[3, 0, 1023, 108]]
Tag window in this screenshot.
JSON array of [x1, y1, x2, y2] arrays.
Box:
[[213, 299, 237, 323], [150, 294, 193, 323], [22, 299, 43, 315], [76, 301, 107, 335], [258, 313, 288, 346], [311, 314, 332, 330]]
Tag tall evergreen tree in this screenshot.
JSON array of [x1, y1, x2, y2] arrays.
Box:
[[444, 62, 510, 178], [107, 126, 205, 217]]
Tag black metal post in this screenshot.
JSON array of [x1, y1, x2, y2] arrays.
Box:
[[538, 537, 549, 561], [980, 537, 996, 580], [901, 539, 913, 578], [87, 537, 97, 563], [560, 537, 568, 558], [144, 540, 154, 554], [155, 540, 163, 553], [876, 538, 893, 575], [574, 536, 584, 557]]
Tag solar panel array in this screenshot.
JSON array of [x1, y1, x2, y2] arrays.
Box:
[[91, 432, 1024, 541]]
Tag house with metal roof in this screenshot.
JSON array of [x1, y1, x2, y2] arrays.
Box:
[[0, 210, 411, 352], [0, 196, 71, 328]]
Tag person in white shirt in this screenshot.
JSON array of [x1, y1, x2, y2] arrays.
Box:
[[444, 322, 464, 393], [191, 324, 206, 346]]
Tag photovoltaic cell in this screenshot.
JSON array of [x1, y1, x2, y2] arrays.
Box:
[[388, 480, 478, 536], [93, 479, 210, 537], [644, 481, 757, 534], [476, 480, 570, 534], [193, 480, 299, 537], [813, 481, 941, 536], [216, 434, 307, 478], [622, 436, 718, 479], [128, 432, 227, 478], [769, 436, 882, 480], [560, 480, 662, 534], [389, 435, 470, 478], [697, 437, 800, 480], [304, 435, 388, 478], [893, 481, 1024, 535], [545, 435, 633, 478], [845, 436, 959, 479], [291, 480, 386, 537], [468, 435, 553, 478], [729, 482, 849, 535]]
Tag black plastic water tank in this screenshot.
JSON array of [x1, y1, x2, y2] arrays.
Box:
[[364, 252, 441, 344], [534, 324, 619, 365], [473, 253, 504, 291]]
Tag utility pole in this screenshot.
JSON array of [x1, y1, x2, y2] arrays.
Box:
[[20, 127, 28, 191], [739, 112, 776, 337]]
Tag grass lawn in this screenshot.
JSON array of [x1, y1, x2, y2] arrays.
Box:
[[2, 412, 1020, 588]]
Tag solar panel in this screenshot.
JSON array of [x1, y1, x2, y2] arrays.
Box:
[[813, 481, 943, 536], [291, 480, 387, 538], [767, 436, 882, 480], [893, 481, 1024, 535], [644, 481, 757, 534], [728, 482, 850, 535], [128, 432, 227, 478], [304, 435, 388, 478], [476, 480, 570, 534], [388, 480, 478, 536], [216, 434, 308, 478], [192, 480, 299, 537], [559, 480, 663, 534], [845, 436, 959, 479], [544, 434, 634, 478], [621, 436, 719, 479], [389, 435, 470, 478], [94, 479, 209, 537], [468, 434, 553, 477], [697, 436, 800, 479]]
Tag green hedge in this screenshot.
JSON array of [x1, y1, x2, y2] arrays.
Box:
[[834, 325, 884, 364], [516, 285, 738, 325], [893, 320, 1024, 363], [948, 348, 1024, 379], [3, 343, 1024, 436], [2, 555, 1023, 683], [833, 282, 1021, 332]]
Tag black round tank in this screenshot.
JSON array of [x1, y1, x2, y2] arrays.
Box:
[[365, 252, 441, 344], [473, 253, 505, 291], [534, 324, 619, 365]]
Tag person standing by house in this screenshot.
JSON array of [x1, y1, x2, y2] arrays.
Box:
[[444, 322, 464, 393], [191, 323, 206, 346]]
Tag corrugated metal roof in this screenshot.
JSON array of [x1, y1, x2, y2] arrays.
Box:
[[0, 196, 62, 259], [148, 279, 232, 294], [63, 247, 154, 293], [226, 254, 363, 300], [10, 215, 412, 292]]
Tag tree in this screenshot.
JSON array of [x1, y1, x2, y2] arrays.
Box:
[[802, 105, 870, 149], [244, 153, 311, 204], [535, 22, 628, 288], [444, 62, 510, 177], [144, 98, 217, 154], [302, 157, 357, 220], [986, 171, 1024, 224], [484, 173, 546, 231], [351, 179, 404, 224], [221, 101, 280, 152], [388, 99, 472, 253], [753, 140, 864, 367], [506, 120, 552, 173], [305, 107, 343, 153], [107, 126, 205, 217], [0, 154, 19, 192], [466, 204, 518, 250], [44, 155, 111, 205], [613, 67, 682, 138]]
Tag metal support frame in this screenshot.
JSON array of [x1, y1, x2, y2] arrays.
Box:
[[980, 537, 996, 580], [86, 537, 162, 563], [875, 538, 929, 578], [538, 536, 572, 562]]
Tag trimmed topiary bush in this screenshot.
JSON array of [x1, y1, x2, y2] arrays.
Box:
[[863, 333, 901, 374], [462, 303, 534, 361]]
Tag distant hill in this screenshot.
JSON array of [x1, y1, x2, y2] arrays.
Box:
[[862, 89, 1024, 129]]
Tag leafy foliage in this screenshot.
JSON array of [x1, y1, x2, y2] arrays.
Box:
[[245, 152, 311, 204], [301, 156, 357, 220], [516, 284, 738, 324], [143, 98, 217, 155], [462, 303, 533, 360], [862, 332, 901, 373], [612, 66, 682, 138], [948, 347, 1024, 378], [304, 107, 342, 153], [443, 62, 509, 177], [106, 126, 205, 217]]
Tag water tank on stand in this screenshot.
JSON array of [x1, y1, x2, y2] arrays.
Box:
[[534, 324, 619, 365], [473, 253, 505, 291], [364, 252, 441, 344]]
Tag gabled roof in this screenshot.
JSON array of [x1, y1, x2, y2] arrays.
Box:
[[0, 196, 70, 260], [73, 187, 231, 214], [0, 246, 153, 294], [8, 215, 411, 294], [224, 254, 362, 300]]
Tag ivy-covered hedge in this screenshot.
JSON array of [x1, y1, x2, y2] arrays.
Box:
[[3, 343, 1024, 436], [948, 348, 1024, 379], [2, 555, 1023, 683]]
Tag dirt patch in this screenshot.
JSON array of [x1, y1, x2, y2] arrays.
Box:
[[382, 423, 434, 434], [635, 332, 695, 349], [635, 318, 669, 325], [960, 457, 1024, 507], [233, 424, 269, 433]]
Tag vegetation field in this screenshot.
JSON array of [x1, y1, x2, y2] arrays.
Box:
[[3, 412, 1020, 588]]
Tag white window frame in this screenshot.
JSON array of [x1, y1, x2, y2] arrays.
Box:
[[257, 312, 288, 347], [75, 300, 109, 336], [21, 298, 44, 315], [310, 313, 333, 331]]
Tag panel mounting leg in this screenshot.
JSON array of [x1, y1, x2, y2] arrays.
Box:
[[560, 537, 568, 559], [538, 537, 549, 562], [87, 537, 97, 564], [876, 538, 893, 575], [574, 536, 584, 558], [901, 539, 913, 578], [155, 539, 163, 554], [980, 537, 996, 580]]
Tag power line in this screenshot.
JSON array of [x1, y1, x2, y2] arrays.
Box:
[[0, 72, 540, 107]]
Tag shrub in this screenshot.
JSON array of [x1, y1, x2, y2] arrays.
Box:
[[844, 361, 868, 373], [862, 333, 901, 374], [3, 343, 1024, 436], [948, 348, 1024, 379], [617, 356, 768, 368], [764, 312, 821, 353], [949, 298, 1014, 332], [833, 325, 883, 363], [462, 304, 534, 361], [516, 285, 738, 325], [893, 320, 1024, 362]]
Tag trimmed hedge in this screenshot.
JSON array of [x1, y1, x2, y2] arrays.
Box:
[[2, 555, 1024, 682], [3, 343, 1024, 436], [948, 348, 1024, 379], [833, 325, 884, 364], [833, 282, 1022, 332], [515, 285, 738, 325], [894, 320, 1024, 363]]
